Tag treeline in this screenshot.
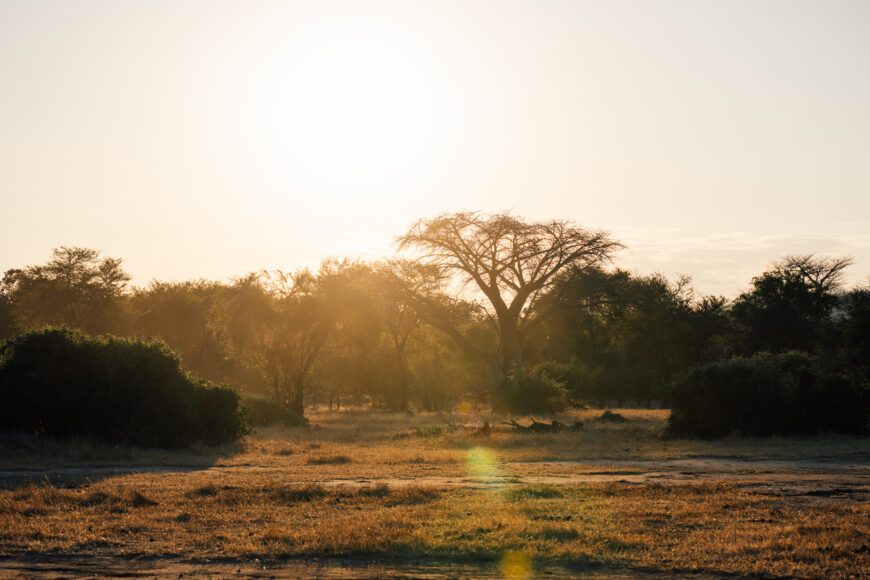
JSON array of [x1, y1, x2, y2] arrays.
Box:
[[0, 249, 482, 414], [529, 256, 869, 404], [1, 213, 869, 437]]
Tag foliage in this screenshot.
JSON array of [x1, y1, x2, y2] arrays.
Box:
[[731, 255, 851, 355], [214, 269, 337, 416], [529, 268, 736, 405], [398, 211, 622, 379], [129, 280, 249, 388], [0, 237, 866, 422], [406, 329, 490, 410], [242, 395, 308, 428], [837, 287, 870, 370], [500, 366, 569, 414], [2, 247, 130, 334], [668, 352, 869, 439], [0, 328, 247, 447], [0, 285, 15, 341], [732, 272, 832, 354]]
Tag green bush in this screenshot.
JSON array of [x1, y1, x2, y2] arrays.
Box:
[[0, 328, 247, 448], [668, 351, 869, 439], [500, 366, 568, 414], [242, 395, 308, 428], [530, 359, 657, 406]]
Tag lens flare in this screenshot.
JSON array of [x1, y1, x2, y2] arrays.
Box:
[[500, 550, 532, 579], [466, 446, 499, 480]]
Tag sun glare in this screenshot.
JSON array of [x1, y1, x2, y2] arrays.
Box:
[[236, 16, 457, 201]]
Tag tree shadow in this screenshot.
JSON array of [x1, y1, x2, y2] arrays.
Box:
[[0, 433, 244, 490]]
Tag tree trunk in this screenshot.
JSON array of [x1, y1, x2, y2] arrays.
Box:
[[497, 322, 522, 374], [291, 385, 305, 417], [492, 321, 525, 412], [488, 360, 507, 412], [393, 342, 410, 410]]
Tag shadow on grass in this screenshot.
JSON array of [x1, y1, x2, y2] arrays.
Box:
[[0, 433, 244, 489]]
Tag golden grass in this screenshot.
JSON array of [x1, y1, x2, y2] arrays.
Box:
[[0, 408, 868, 577]]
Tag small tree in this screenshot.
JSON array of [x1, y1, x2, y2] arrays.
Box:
[[215, 265, 345, 417]]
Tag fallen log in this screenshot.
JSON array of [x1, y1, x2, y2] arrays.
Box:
[[501, 418, 583, 433], [439, 418, 491, 437]]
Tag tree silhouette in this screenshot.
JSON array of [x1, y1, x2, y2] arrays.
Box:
[[3, 247, 129, 334], [398, 212, 622, 382], [731, 255, 852, 354], [215, 271, 333, 416], [776, 255, 853, 294]]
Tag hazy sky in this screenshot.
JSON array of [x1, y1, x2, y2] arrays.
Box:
[[2, 0, 868, 296]]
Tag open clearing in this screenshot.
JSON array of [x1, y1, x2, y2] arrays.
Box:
[[0, 409, 868, 578]]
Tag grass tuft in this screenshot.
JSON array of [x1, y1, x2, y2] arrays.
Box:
[[306, 454, 352, 465], [273, 485, 328, 503]]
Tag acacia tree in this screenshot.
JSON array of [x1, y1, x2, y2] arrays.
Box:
[[398, 212, 622, 380], [3, 246, 130, 334], [776, 255, 853, 294], [732, 254, 853, 354]]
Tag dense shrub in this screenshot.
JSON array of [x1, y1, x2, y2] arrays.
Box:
[[531, 359, 624, 407], [500, 367, 568, 414], [530, 359, 657, 407], [242, 395, 308, 428], [668, 351, 869, 439], [529, 360, 589, 402], [0, 328, 247, 447]]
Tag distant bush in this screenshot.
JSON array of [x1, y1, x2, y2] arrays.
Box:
[[529, 360, 588, 400], [668, 351, 869, 439], [530, 359, 656, 407], [598, 410, 627, 423], [500, 366, 568, 414], [0, 328, 247, 447], [242, 395, 308, 428]]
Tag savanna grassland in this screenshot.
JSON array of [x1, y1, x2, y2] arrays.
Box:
[[0, 409, 868, 578]]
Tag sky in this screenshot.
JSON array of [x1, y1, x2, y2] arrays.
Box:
[[1, 0, 868, 297]]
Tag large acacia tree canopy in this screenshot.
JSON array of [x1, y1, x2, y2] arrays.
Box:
[[397, 212, 623, 376], [398, 212, 623, 332]]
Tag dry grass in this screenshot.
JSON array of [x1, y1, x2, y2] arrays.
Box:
[[0, 408, 868, 577]]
